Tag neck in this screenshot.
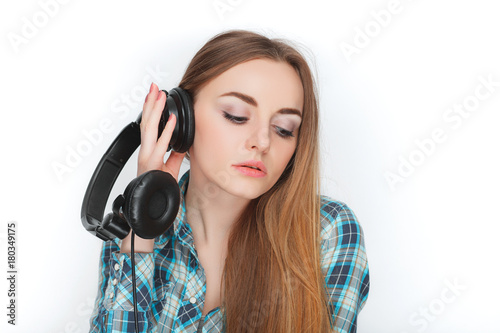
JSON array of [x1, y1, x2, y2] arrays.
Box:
[[185, 167, 250, 249]]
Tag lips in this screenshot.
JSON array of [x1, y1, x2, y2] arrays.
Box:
[[233, 160, 268, 174]]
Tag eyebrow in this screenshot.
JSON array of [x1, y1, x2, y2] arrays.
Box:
[[220, 91, 302, 118]]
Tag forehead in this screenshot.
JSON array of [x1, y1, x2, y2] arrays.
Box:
[[200, 58, 304, 111]]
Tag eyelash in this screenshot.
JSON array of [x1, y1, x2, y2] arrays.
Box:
[[223, 111, 247, 124], [222, 111, 295, 138]]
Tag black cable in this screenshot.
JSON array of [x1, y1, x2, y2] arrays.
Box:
[[131, 230, 139, 333]]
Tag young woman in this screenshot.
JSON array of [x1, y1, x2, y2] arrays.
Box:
[[89, 30, 369, 332]]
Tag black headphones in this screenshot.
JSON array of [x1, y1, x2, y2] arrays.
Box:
[[81, 87, 195, 241]]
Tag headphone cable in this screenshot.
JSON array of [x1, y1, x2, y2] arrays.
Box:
[[131, 230, 139, 333]]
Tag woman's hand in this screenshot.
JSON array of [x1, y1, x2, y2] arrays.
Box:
[[137, 82, 187, 179], [120, 82, 187, 253]]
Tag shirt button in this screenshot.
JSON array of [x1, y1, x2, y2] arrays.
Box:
[[112, 278, 118, 286], [108, 293, 113, 299], [189, 297, 197, 304], [114, 263, 120, 271]]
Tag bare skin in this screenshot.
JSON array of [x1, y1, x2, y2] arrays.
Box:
[[120, 58, 304, 316]]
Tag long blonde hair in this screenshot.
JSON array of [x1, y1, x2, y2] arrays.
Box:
[[179, 30, 330, 332]]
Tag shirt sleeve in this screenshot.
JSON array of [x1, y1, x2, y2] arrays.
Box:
[[89, 238, 155, 332], [320, 197, 370, 333]]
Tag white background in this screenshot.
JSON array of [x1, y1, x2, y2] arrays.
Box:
[[1, 0, 499, 332]]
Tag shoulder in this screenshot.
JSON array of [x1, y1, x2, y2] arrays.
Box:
[[318, 195, 369, 288], [318, 195, 370, 317], [318, 195, 365, 246]]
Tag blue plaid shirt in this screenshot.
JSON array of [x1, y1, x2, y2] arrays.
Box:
[[89, 170, 369, 332]]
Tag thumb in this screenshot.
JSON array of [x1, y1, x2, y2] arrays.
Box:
[[164, 151, 187, 181]]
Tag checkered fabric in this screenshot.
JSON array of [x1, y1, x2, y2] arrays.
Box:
[[89, 170, 369, 332]]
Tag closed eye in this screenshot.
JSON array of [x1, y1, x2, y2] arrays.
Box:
[[275, 126, 294, 138], [223, 111, 295, 139], [223, 111, 247, 124]]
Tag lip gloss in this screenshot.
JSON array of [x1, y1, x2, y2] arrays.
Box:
[[232, 166, 266, 178]]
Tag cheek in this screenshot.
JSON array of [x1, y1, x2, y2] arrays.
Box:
[[193, 107, 240, 163], [280, 146, 296, 167], [257, 147, 294, 195]]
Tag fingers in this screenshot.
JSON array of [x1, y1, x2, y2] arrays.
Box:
[[151, 113, 187, 181], [142, 82, 159, 123], [138, 83, 185, 178], [140, 83, 165, 158], [152, 113, 176, 162]]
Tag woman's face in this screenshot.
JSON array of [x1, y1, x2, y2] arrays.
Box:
[[188, 58, 304, 200]]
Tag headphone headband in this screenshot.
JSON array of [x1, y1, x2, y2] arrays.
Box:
[[81, 121, 141, 240], [81, 87, 194, 241]]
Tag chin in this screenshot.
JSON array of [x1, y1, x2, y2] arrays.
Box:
[[227, 178, 274, 200]]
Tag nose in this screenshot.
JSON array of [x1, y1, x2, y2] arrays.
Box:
[[246, 125, 270, 153]]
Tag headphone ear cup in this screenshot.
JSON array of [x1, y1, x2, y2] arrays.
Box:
[[167, 87, 195, 153], [122, 170, 180, 239]]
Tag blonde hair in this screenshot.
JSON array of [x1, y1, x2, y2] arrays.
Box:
[[179, 30, 330, 332]]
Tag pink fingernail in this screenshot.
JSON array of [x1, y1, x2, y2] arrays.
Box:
[[150, 82, 155, 92]]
